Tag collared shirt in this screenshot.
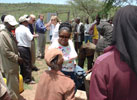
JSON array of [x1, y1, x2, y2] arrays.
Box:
[[35, 19, 46, 33], [15, 25, 33, 48], [84, 23, 91, 36], [35, 70, 75, 100]]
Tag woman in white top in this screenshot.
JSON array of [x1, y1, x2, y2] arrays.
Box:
[[50, 16, 60, 42], [49, 22, 78, 88]]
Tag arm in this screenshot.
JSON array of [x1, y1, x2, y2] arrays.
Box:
[[80, 24, 85, 41], [26, 28, 34, 41], [45, 20, 51, 28], [0, 33, 19, 63], [36, 20, 46, 32], [64, 81, 75, 100], [89, 62, 108, 100], [69, 40, 78, 60]]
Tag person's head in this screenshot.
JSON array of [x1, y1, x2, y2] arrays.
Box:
[[4, 15, 18, 32], [112, 5, 137, 74], [19, 15, 30, 26], [45, 48, 64, 71], [75, 17, 80, 24], [58, 22, 72, 46], [50, 16, 59, 25], [85, 18, 89, 24], [28, 14, 36, 24], [1, 15, 6, 23], [39, 14, 44, 21], [107, 17, 113, 25], [96, 15, 101, 25]]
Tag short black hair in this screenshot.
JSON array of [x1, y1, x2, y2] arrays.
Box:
[[59, 22, 72, 34], [1, 15, 6, 22]]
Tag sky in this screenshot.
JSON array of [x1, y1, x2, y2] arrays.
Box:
[[0, 0, 69, 4]]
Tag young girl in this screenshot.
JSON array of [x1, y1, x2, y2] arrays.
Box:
[[49, 22, 78, 87]]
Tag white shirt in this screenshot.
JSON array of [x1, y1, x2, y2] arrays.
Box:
[[51, 23, 60, 42], [77, 22, 83, 34], [84, 24, 91, 36], [15, 25, 33, 48], [49, 39, 77, 72]]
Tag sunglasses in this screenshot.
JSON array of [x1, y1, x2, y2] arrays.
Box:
[[59, 35, 70, 39]]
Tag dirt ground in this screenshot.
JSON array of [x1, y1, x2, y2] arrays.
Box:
[[20, 59, 48, 100], [20, 84, 37, 100]]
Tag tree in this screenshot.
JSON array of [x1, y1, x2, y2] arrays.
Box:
[[102, 0, 137, 13], [68, 0, 137, 20], [68, 0, 103, 20]]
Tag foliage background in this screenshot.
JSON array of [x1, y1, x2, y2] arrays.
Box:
[[0, 3, 73, 22]]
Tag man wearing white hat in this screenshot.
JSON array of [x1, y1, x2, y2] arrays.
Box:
[[0, 15, 23, 100], [15, 15, 38, 84]]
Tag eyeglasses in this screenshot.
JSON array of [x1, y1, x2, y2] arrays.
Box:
[[59, 35, 70, 39]]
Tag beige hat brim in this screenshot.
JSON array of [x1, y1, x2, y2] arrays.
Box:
[[8, 21, 18, 26]]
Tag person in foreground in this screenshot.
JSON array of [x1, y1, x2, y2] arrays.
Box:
[[35, 48, 75, 100], [89, 5, 137, 100], [0, 15, 22, 100]]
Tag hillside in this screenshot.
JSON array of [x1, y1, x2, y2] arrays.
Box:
[[0, 3, 73, 22]]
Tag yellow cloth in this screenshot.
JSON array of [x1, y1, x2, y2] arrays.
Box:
[[93, 25, 99, 40]]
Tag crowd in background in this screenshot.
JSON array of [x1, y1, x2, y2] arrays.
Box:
[[1, 5, 137, 100]]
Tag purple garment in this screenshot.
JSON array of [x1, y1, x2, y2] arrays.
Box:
[[89, 46, 137, 100]]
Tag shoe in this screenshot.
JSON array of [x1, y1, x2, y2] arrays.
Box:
[[28, 80, 36, 84], [32, 66, 39, 71], [26, 80, 36, 84], [37, 56, 41, 60]]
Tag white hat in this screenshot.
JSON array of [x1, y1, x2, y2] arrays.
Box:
[[4, 15, 18, 26], [19, 15, 30, 23]]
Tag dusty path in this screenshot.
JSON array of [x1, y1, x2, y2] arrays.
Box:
[[21, 84, 37, 100], [20, 59, 47, 100]]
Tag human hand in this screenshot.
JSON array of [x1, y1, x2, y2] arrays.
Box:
[[18, 57, 23, 64], [33, 34, 39, 38]]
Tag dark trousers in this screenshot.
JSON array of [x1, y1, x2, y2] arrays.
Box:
[[18, 46, 32, 82], [74, 42, 82, 53], [78, 55, 94, 70]]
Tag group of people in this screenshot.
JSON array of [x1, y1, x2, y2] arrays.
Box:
[[1, 5, 137, 100]]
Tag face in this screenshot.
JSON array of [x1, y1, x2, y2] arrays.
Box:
[[23, 21, 29, 27], [29, 17, 35, 24], [58, 30, 70, 46], [5, 22, 15, 32], [75, 19, 80, 24], [40, 15, 44, 20], [51, 18, 57, 25]]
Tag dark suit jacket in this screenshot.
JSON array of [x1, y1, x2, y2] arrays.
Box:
[[74, 23, 84, 42]]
